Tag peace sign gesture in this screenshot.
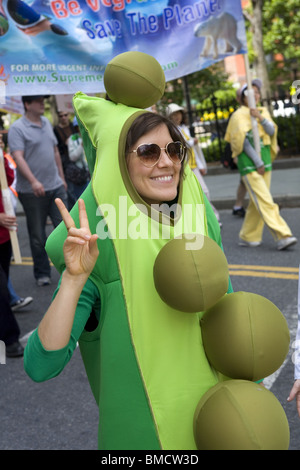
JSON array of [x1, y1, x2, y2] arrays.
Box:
[[55, 198, 99, 278]]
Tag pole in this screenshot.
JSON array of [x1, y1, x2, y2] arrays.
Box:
[[243, 53, 261, 157], [0, 148, 22, 264], [182, 75, 195, 136], [211, 95, 223, 161]]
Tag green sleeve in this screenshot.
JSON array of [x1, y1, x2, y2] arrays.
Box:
[[203, 194, 234, 294], [24, 277, 100, 383]]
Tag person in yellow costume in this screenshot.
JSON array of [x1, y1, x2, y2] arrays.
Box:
[[225, 79, 297, 250]]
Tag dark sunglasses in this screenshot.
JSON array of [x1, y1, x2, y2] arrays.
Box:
[[59, 113, 68, 118], [130, 141, 185, 168]]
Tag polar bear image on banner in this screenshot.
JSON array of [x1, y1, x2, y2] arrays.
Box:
[[194, 12, 243, 59]]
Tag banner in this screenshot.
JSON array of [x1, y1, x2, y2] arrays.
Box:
[[0, 0, 247, 97], [0, 95, 23, 113]]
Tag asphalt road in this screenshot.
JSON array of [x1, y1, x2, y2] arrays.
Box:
[[1, 207, 300, 450]]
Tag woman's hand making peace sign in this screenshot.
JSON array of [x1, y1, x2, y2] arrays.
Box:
[[55, 198, 99, 278]]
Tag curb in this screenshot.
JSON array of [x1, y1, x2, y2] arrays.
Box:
[[207, 156, 300, 176], [212, 195, 300, 211]]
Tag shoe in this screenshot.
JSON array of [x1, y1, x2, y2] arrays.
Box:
[[239, 238, 262, 247], [6, 341, 24, 358], [11, 296, 33, 312], [232, 207, 245, 217], [36, 276, 51, 287], [277, 236, 298, 251]]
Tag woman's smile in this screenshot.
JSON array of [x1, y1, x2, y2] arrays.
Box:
[[151, 174, 174, 182]]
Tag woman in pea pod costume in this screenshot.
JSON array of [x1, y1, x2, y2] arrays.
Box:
[[24, 52, 290, 450]]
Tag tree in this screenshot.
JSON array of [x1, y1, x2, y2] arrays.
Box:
[[262, 0, 300, 90], [243, 0, 272, 102], [244, 0, 300, 98]]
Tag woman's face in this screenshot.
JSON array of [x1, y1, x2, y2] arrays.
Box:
[[169, 111, 183, 126], [126, 123, 181, 205], [244, 85, 261, 107]]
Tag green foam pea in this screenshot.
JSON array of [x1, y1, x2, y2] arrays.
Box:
[[193, 380, 290, 450], [201, 292, 290, 381], [104, 51, 165, 108], [153, 234, 229, 313]]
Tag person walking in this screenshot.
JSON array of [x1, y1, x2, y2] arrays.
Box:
[[53, 111, 74, 169], [53, 111, 77, 209], [64, 116, 90, 205], [24, 109, 234, 450], [225, 79, 297, 250], [8, 95, 68, 286], [0, 153, 23, 357], [0, 131, 33, 309], [23, 51, 290, 451]]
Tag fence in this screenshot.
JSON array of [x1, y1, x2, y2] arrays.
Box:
[[188, 96, 300, 163]]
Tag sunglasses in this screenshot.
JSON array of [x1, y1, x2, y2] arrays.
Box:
[[59, 114, 68, 118], [130, 141, 185, 168]]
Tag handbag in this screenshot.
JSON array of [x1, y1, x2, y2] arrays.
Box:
[[65, 162, 90, 186]]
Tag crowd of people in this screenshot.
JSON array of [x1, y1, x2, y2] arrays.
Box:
[[0, 66, 299, 448]]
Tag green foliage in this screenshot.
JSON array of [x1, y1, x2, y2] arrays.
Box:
[[274, 113, 300, 154], [263, 0, 300, 86], [202, 138, 227, 163], [263, 0, 300, 58], [245, 0, 300, 89], [160, 62, 236, 111]]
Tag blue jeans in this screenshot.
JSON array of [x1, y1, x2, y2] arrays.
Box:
[[7, 277, 20, 304], [66, 179, 89, 210], [19, 185, 68, 280]]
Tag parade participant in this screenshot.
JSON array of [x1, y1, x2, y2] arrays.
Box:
[[0, 151, 23, 357], [53, 111, 76, 209], [8, 95, 68, 286], [225, 79, 297, 250], [24, 52, 290, 450], [0, 132, 33, 310], [25, 110, 231, 450], [65, 116, 90, 206]]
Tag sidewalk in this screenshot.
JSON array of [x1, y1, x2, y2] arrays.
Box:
[[206, 157, 300, 210]]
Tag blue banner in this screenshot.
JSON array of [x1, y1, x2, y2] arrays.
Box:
[[0, 0, 247, 96]]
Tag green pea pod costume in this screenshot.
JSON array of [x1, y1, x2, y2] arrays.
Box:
[[46, 87, 233, 450]]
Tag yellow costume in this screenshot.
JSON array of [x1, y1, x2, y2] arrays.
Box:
[[225, 105, 292, 245]]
